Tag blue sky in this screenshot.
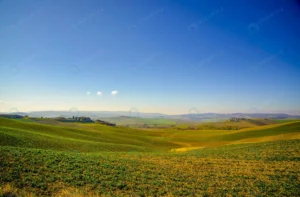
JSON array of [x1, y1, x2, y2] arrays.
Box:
[[0, 0, 299, 115]]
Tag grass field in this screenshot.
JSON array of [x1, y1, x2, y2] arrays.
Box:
[[1, 117, 300, 196], [98, 116, 177, 128]]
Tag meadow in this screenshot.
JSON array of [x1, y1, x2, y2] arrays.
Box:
[[0, 117, 300, 196]]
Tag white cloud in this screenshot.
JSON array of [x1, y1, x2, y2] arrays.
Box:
[[86, 92, 91, 95], [97, 92, 103, 96], [111, 90, 118, 96]]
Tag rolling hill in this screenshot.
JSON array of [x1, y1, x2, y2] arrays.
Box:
[[0, 116, 300, 196]]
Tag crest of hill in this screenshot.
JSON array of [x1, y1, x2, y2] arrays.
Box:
[[171, 118, 278, 131]]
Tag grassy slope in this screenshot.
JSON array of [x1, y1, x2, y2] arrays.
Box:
[[1, 118, 300, 196], [0, 118, 179, 152], [1, 118, 300, 152], [171, 118, 277, 130], [153, 121, 300, 148], [1, 140, 299, 196]]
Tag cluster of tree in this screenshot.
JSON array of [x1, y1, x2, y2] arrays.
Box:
[[229, 117, 248, 122], [96, 120, 116, 127], [55, 116, 94, 123], [50, 116, 118, 126], [72, 116, 94, 122], [0, 114, 23, 119]]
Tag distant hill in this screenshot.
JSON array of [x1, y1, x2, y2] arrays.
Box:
[[168, 113, 300, 122], [18, 111, 165, 119], [1, 111, 299, 124], [100, 116, 176, 127]]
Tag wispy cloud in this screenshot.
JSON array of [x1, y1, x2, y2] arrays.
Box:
[[97, 92, 103, 96], [86, 92, 91, 95], [111, 90, 118, 96]]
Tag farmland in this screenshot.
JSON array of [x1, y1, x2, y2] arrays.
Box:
[[1, 117, 300, 196]]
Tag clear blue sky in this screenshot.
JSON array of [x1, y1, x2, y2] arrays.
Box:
[[0, 0, 299, 115]]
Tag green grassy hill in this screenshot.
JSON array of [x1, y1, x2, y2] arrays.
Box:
[[1, 140, 299, 196], [0, 117, 300, 196], [147, 121, 300, 149], [0, 118, 179, 153], [171, 118, 277, 130], [1, 117, 299, 152]]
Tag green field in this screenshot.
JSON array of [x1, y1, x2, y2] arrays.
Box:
[[99, 116, 177, 128], [1, 117, 300, 196]]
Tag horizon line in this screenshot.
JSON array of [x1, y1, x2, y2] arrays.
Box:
[[1, 110, 299, 116]]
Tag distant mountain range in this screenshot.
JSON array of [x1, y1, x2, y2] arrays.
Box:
[[1, 111, 300, 122], [169, 113, 300, 122]]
